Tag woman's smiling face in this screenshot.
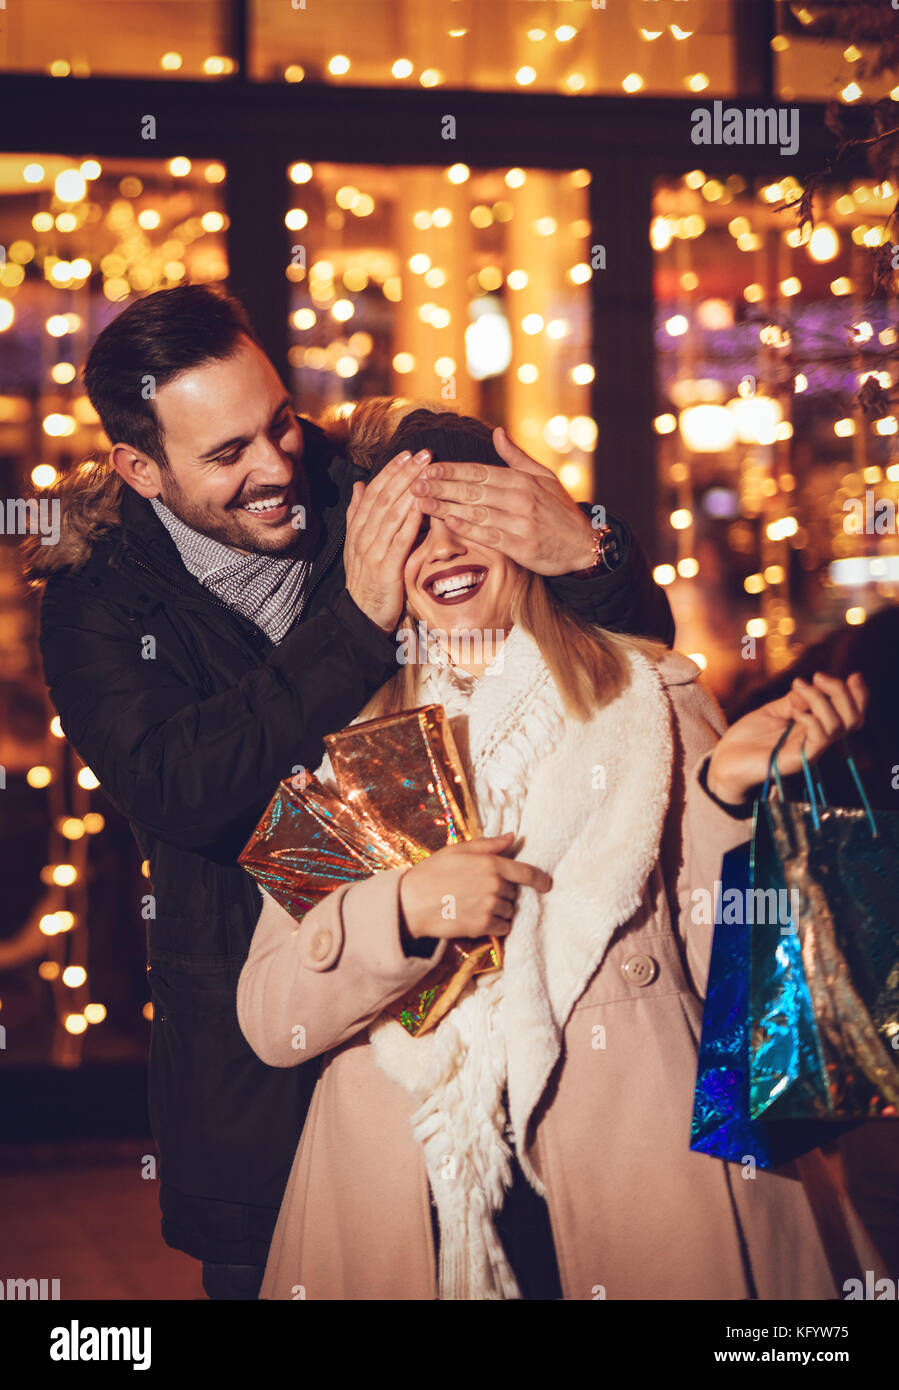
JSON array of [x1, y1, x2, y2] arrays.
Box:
[[404, 512, 520, 638]]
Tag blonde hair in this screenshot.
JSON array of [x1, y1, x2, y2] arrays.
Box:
[[317, 397, 664, 722]]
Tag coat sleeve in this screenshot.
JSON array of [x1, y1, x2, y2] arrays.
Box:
[[38, 575, 400, 856], [545, 511, 675, 646], [236, 876, 449, 1066], [665, 680, 754, 998]]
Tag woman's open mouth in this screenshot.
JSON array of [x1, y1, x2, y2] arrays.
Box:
[[422, 565, 488, 606]]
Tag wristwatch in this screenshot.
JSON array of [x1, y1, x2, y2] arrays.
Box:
[[572, 522, 621, 577]]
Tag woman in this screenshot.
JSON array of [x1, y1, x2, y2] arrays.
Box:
[[237, 403, 882, 1301]]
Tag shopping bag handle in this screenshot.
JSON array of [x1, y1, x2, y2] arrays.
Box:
[[801, 738, 878, 839], [765, 722, 878, 839], [763, 722, 793, 805]]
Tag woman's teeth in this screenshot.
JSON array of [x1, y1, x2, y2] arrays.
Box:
[[430, 571, 483, 598], [242, 494, 286, 513]]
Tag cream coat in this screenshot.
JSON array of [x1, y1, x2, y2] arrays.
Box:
[[237, 653, 883, 1300]]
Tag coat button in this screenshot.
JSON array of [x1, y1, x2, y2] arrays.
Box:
[[308, 929, 332, 962], [621, 953, 658, 987]]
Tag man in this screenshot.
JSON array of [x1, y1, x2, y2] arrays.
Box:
[[26, 284, 673, 1300]]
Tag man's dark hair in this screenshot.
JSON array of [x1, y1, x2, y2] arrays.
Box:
[[83, 284, 259, 467]]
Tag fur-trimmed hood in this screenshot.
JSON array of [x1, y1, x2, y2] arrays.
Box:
[[21, 456, 126, 585]]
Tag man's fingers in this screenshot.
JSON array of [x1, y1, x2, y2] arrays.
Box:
[[351, 450, 429, 529], [377, 450, 432, 509], [386, 498, 426, 558], [417, 461, 492, 487], [361, 469, 427, 554], [442, 513, 526, 557], [345, 480, 362, 519], [493, 425, 553, 478], [413, 475, 537, 517], [417, 502, 528, 556], [350, 451, 410, 527]]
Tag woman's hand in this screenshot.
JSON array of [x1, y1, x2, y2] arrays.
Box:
[[399, 831, 552, 942], [706, 671, 868, 806]]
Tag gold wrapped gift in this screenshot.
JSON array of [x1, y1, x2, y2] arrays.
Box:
[[239, 705, 502, 1036]]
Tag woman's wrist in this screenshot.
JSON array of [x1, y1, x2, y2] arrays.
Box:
[[398, 868, 440, 957], [398, 866, 419, 940], [700, 755, 755, 818]]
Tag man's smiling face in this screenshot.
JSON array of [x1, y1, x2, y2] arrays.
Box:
[[150, 337, 312, 556]]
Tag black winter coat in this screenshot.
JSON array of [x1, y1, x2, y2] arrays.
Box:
[[38, 417, 674, 1266]]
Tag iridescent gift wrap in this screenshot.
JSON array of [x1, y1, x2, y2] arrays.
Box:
[[749, 792, 899, 1122], [323, 704, 480, 863], [239, 704, 502, 1036], [237, 773, 403, 920]]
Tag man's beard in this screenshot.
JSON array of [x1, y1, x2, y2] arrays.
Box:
[[157, 467, 314, 558]]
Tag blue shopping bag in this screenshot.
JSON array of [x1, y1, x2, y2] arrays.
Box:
[[749, 735, 899, 1122], [690, 831, 836, 1168]]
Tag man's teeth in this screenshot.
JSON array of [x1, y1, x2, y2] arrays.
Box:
[[242, 494, 286, 512], [431, 571, 483, 598]]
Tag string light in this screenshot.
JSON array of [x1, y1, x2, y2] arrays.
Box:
[[55, 170, 86, 202]]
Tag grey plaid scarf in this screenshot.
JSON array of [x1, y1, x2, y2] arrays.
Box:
[[150, 497, 309, 645]]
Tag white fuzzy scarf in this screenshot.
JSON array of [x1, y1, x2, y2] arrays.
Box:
[[317, 626, 675, 1300]]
